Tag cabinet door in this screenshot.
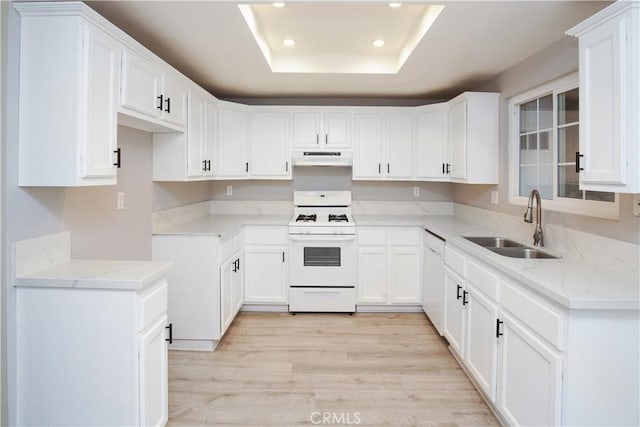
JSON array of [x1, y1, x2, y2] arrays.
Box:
[[578, 13, 628, 186], [497, 311, 562, 427], [161, 74, 188, 128], [250, 112, 291, 178], [186, 92, 206, 178], [293, 112, 321, 148], [389, 246, 421, 304], [139, 316, 168, 427], [120, 49, 162, 118], [218, 104, 249, 178], [385, 114, 414, 179], [220, 258, 235, 335], [353, 115, 384, 179], [416, 109, 449, 179], [465, 285, 499, 402], [357, 246, 388, 303], [444, 267, 465, 357], [203, 98, 217, 176], [422, 235, 444, 335], [245, 246, 287, 303], [82, 25, 120, 180], [449, 100, 467, 179], [324, 112, 351, 148]]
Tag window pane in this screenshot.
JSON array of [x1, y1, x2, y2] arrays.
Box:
[[558, 88, 579, 125], [558, 124, 579, 164], [585, 191, 615, 203], [539, 94, 553, 129], [539, 164, 553, 200], [519, 166, 537, 197], [539, 131, 553, 164], [558, 165, 582, 199], [520, 99, 538, 133], [520, 134, 538, 165]]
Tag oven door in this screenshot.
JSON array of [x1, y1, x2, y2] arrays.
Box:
[[289, 234, 357, 287]]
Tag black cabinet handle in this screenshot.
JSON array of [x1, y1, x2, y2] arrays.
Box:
[[207, 160, 211, 171], [387, 163, 390, 174], [456, 284, 462, 300], [157, 94, 163, 110], [113, 148, 121, 168], [446, 163, 451, 174], [462, 290, 469, 306], [575, 152, 584, 173], [325, 134, 328, 144], [378, 163, 381, 174], [232, 261, 237, 273], [164, 97, 171, 113], [245, 162, 249, 173], [316, 134, 319, 145], [496, 319, 504, 338], [282, 251, 285, 263], [202, 160, 207, 171], [165, 323, 173, 344], [285, 161, 289, 172], [442, 163, 445, 174], [236, 258, 240, 271]]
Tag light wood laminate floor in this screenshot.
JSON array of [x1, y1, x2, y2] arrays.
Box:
[[168, 312, 500, 427]]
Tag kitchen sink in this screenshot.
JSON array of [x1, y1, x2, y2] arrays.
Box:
[[463, 236, 526, 248], [463, 236, 560, 259]]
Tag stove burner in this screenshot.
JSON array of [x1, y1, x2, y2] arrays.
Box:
[[329, 214, 349, 223], [296, 214, 317, 222]]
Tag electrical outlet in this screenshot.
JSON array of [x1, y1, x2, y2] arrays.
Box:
[[226, 185, 232, 196], [490, 191, 499, 205], [633, 194, 640, 217], [117, 192, 124, 210], [413, 186, 420, 198]]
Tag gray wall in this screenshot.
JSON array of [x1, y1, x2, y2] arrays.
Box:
[[210, 167, 453, 202], [455, 36, 639, 244]]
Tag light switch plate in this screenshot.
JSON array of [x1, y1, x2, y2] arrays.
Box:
[[413, 186, 420, 198], [633, 194, 640, 217], [490, 191, 499, 205], [117, 192, 124, 210], [226, 185, 232, 196]]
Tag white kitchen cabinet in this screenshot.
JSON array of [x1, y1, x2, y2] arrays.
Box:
[[416, 105, 449, 180], [353, 111, 413, 180], [16, 278, 169, 426], [221, 249, 244, 335], [153, 87, 217, 181], [497, 311, 562, 427], [357, 227, 422, 306], [443, 267, 466, 357], [422, 230, 445, 335], [447, 92, 499, 184], [293, 110, 352, 149], [567, 2, 640, 193], [16, 4, 121, 186], [218, 101, 250, 179], [120, 48, 187, 131], [249, 111, 292, 179], [244, 226, 288, 304]]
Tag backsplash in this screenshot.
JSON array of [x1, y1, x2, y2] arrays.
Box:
[[454, 204, 639, 274]]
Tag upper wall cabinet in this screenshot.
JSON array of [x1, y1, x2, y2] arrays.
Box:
[[567, 2, 640, 193], [293, 110, 352, 150], [153, 86, 217, 181], [353, 110, 414, 180], [448, 92, 500, 184], [15, 3, 121, 186], [120, 49, 188, 132], [415, 105, 449, 180], [217, 101, 250, 179], [249, 110, 292, 180]]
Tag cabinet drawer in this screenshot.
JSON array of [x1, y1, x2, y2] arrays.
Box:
[[501, 280, 564, 350], [289, 287, 356, 312], [445, 245, 466, 277], [358, 229, 386, 245], [467, 260, 499, 301], [139, 279, 168, 332], [388, 229, 420, 246], [245, 227, 287, 245]]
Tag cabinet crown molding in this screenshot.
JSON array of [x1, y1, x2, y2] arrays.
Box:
[[566, 1, 639, 37]]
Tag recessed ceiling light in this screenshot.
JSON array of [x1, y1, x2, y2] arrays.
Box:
[[272, 2, 286, 7], [283, 38, 295, 47], [389, 2, 402, 8], [372, 39, 385, 47]]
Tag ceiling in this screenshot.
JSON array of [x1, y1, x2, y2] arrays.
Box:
[[86, 1, 610, 100]]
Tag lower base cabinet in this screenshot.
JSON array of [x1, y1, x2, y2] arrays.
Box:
[[220, 249, 244, 335], [16, 279, 169, 426], [244, 246, 288, 303], [443, 267, 465, 356]]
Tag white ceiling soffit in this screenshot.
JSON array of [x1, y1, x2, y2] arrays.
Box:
[[238, 2, 444, 74]]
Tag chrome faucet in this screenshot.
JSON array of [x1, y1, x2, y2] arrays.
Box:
[[524, 189, 544, 247]]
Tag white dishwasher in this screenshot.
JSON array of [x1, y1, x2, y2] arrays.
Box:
[[422, 229, 445, 335]]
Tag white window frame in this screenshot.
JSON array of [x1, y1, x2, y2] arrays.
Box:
[[508, 73, 619, 220]]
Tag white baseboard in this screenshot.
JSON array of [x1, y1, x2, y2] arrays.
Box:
[[356, 304, 424, 313], [241, 304, 289, 312], [169, 339, 217, 352]]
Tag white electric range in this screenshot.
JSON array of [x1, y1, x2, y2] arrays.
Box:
[[288, 191, 357, 313]]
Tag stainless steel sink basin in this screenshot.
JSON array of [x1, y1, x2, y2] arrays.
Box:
[[488, 247, 560, 259], [463, 236, 526, 248]]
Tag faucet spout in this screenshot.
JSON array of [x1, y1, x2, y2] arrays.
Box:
[[524, 189, 544, 247]]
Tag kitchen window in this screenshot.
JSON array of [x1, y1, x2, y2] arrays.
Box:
[[508, 73, 619, 219]]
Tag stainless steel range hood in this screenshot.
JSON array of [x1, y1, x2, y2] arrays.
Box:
[[291, 150, 353, 167]]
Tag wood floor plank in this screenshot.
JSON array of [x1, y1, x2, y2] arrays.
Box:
[[168, 312, 500, 427]]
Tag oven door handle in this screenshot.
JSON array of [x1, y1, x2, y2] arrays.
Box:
[[289, 235, 356, 242]]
